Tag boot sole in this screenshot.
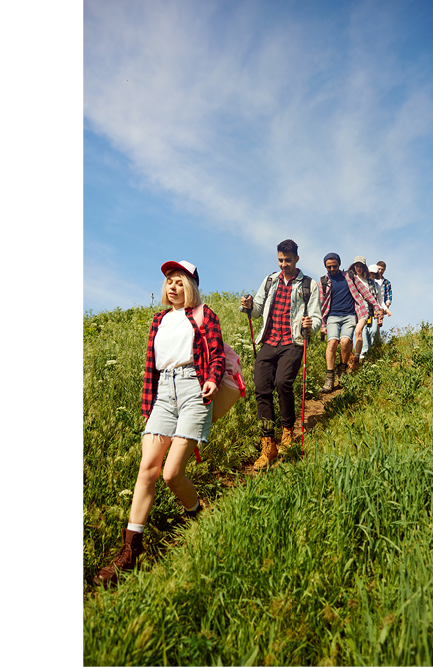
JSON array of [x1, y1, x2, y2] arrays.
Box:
[[253, 455, 278, 471], [93, 574, 117, 588]]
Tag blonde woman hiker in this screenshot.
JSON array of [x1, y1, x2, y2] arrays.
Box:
[[94, 260, 225, 587], [240, 239, 322, 470]]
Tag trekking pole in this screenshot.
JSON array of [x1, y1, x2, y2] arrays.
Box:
[[239, 297, 257, 359], [248, 310, 257, 359], [301, 330, 307, 460], [300, 277, 312, 460]]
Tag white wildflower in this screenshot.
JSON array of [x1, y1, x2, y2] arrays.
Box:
[[105, 359, 117, 366], [119, 489, 133, 497]]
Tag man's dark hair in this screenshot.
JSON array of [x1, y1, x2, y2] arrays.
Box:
[[377, 261, 386, 269], [277, 239, 298, 255]]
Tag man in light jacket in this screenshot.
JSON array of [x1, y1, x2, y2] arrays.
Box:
[[240, 239, 322, 470]]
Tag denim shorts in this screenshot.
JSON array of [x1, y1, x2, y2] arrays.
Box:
[[143, 364, 213, 443], [326, 314, 357, 341]]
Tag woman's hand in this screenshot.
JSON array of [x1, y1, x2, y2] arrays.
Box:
[[375, 309, 384, 325], [202, 381, 217, 398]]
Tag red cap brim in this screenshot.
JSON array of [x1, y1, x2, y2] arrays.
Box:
[[161, 261, 199, 285]]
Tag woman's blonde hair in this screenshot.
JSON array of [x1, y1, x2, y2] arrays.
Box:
[[161, 270, 201, 308]]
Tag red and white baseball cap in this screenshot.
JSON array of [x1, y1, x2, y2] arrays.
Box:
[[160, 260, 199, 286]]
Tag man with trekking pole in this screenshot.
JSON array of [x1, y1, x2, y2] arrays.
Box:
[[240, 239, 322, 470]]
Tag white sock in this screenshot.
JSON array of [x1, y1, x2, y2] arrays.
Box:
[[184, 500, 199, 512], [127, 522, 144, 533]]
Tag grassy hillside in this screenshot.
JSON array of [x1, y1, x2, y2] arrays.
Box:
[[83, 293, 325, 585], [84, 296, 433, 666]]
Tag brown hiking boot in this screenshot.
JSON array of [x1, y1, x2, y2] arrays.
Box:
[[321, 371, 335, 393], [253, 437, 278, 470], [279, 427, 295, 455], [94, 529, 144, 587], [337, 363, 348, 379]]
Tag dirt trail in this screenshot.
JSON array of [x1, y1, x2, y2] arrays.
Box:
[[292, 383, 342, 438], [242, 356, 359, 474]]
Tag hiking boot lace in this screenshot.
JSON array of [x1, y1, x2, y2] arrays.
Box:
[[114, 542, 133, 567]]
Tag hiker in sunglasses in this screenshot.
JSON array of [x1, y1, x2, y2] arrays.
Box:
[[319, 253, 383, 393], [240, 239, 322, 470], [94, 260, 225, 587]]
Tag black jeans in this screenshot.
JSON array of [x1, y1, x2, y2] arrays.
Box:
[[254, 343, 304, 437]]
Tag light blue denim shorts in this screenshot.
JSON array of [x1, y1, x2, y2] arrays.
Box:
[[143, 364, 213, 443], [326, 314, 357, 342]]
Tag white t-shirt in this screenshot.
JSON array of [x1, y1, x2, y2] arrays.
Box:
[[375, 279, 386, 309], [154, 308, 194, 371]]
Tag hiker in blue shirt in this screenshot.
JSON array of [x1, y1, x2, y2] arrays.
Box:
[[319, 253, 382, 393]]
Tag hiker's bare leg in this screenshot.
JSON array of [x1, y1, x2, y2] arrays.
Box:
[[163, 437, 198, 508], [129, 433, 172, 525], [354, 320, 366, 356], [340, 337, 352, 364], [326, 339, 339, 370]]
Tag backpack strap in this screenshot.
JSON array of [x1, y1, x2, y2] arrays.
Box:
[[301, 275, 312, 317], [264, 272, 278, 301], [192, 304, 205, 327], [320, 275, 328, 296], [192, 305, 209, 363]]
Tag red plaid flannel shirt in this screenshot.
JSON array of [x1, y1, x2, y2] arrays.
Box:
[[262, 270, 298, 346], [318, 271, 381, 333], [141, 305, 225, 419]]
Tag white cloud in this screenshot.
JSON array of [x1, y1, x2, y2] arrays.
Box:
[[85, 0, 432, 242], [84, 260, 152, 313], [84, 0, 433, 323]]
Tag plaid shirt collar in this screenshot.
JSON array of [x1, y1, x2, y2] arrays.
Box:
[[262, 269, 299, 346]]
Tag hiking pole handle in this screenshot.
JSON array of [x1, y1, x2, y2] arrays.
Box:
[[238, 293, 253, 315], [301, 308, 311, 341]]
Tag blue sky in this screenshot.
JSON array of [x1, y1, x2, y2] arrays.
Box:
[[84, 0, 433, 329]]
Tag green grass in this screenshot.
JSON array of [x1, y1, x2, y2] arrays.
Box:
[[84, 298, 433, 666], [83, 294, 326, 586]]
